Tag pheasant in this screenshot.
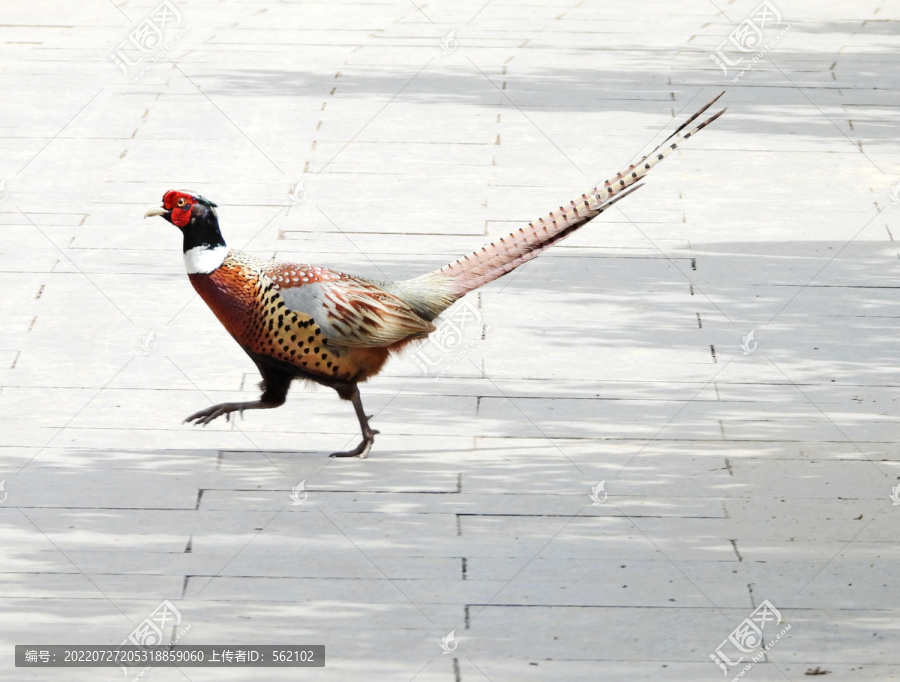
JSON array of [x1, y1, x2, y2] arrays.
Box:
[[145, 93, 725, 457]]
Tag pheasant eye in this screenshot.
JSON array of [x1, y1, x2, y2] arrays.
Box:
[[176, 197, 187, 207]]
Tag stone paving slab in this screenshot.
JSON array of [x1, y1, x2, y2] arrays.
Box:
[[3, 0, 900, 680]]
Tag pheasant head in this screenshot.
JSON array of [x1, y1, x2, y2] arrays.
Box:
[[144, 190, 228, 274]]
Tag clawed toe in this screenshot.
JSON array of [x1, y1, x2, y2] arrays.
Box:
[[184, 404, 237, 426], [330, 433, 377, 459], [184, 409, 218, 426]]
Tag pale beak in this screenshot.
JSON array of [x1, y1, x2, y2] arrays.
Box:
[[144, 206, 169, 218]]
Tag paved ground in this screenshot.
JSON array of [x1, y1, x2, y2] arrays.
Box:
[[2, 0, 899, 680]]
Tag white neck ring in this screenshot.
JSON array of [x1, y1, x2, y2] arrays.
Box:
[[184, 245, 228, 274]]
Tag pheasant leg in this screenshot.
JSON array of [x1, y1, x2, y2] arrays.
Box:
[[330, 387, 379, 459], [185, 363, 292, 427]]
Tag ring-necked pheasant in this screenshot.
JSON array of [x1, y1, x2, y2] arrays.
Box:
[[145, 94, 725, 457]]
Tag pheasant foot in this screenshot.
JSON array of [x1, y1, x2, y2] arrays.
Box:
[[185, 400, 269, 426]]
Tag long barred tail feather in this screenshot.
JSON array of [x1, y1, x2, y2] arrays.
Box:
[[399, 92, 726, 313], [601, 91, 726, 200], [438, 181, 645, 298]]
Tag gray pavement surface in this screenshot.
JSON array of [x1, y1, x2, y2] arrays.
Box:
[[2, 0, 900, 680]]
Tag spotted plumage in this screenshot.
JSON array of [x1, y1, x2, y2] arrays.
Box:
[[189, 250, 432, 386], [145, 93, 725, 458]]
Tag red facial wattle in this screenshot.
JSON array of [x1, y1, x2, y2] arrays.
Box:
[[162, 190, 194, 228], [170, 205, 192, 227]]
